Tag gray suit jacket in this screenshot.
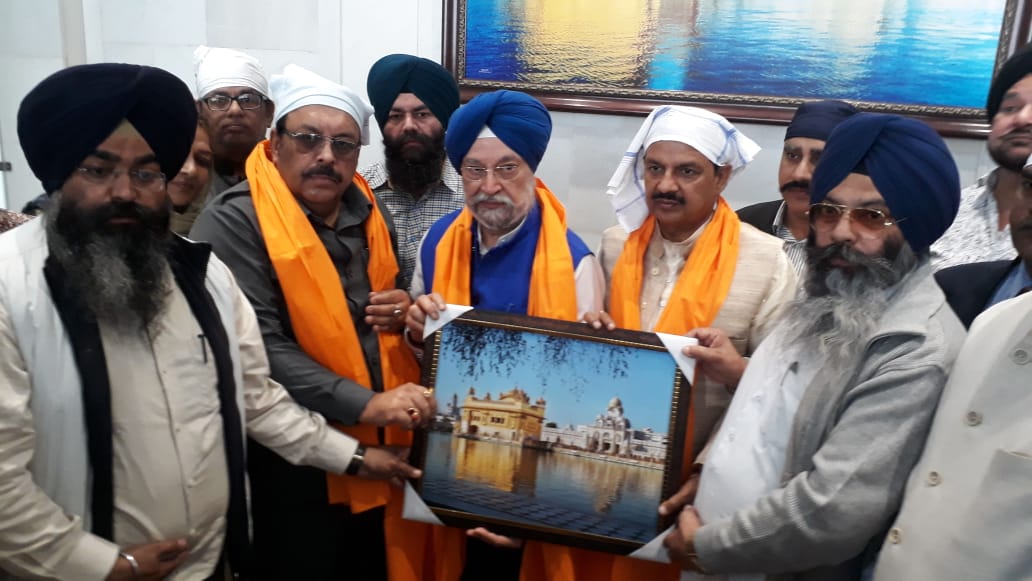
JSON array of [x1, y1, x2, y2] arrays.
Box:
[[694, 261, 966, 581]]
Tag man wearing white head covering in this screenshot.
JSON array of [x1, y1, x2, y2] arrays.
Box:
[[191, 65, 437, 581], [558, 105, 797, 581], [194, 45, 275, 198]]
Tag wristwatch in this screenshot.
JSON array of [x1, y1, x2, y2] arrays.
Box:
[[345, 445, 366, 476]]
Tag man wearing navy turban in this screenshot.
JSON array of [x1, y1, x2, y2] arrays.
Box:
[[0, 63, 408, 581], [738, 99, 857, 276], [666, 113, 966, 581], [361, 54, 464, 288], [931, 43, 1032, 270], [406, 90, 604, 580]]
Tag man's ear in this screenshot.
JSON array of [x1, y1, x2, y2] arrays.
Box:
[[715, 164, 733, 193], [264, 100, 276, 128]]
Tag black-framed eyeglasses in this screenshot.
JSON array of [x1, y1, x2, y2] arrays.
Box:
[[74, 165, 167, 191], [203, 92, 266, 111], [808, 202, 904, 236], [460, 163, 522, 182], [283, 131, 360, 158]]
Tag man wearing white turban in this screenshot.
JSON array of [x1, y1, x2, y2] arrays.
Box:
[[194, 45, 275, 199], [543, 106, 798, 581], [191, 65, 437, 580]]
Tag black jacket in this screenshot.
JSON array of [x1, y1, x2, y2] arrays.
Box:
[[935, 259, 1017, 328], [736, 200, 783, 235]]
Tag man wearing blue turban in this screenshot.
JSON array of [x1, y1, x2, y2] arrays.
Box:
[[738, 100, 857, 276], [361, 54, 465, 288], [406, 90, 604, 580], [664, 113, 966, 581]]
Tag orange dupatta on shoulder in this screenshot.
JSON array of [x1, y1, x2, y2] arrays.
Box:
[[522, 199, 742, 581], [247, 142, 436, 580], [431, 178, 579, 321]]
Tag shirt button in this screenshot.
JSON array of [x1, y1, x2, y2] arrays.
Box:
[[927, 471, 941, 486], [887, 527, 902, 544], [650, 267, 660, 276], [1013, 349, 1029, 365], [965, 411, 982, 426]]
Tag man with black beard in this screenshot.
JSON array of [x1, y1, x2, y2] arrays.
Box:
[[738, 100, 856, 277], [361, 54, 464, 288], [662, 113, 966, 580], [931, 44, 1032, 270], [0, 63, 417, 581]]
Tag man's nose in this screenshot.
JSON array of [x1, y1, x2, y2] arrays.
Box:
[[109, 171, 138, 202], [828, 210, 856, 243]]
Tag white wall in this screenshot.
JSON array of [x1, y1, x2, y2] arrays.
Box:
[[0, 0, 995, 249]]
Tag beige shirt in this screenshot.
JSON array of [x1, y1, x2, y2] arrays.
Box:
[[0, 265, 359, 580], [598, 220, 798, 457]]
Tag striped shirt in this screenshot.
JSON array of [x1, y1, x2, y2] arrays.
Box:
[[360, 161, 465, 288], [770, 202, 808, 279]]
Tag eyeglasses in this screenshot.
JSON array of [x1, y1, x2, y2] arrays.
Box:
[[283, 131, 360, 158], [74, 165, 167, 191], [461, 163, 522, 182], [203, 92, 266, 111], [808, 202, 904, 236]]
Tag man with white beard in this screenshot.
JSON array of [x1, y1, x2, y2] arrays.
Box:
[[0, 63, 418, 581], [662, 113, 966, 580]]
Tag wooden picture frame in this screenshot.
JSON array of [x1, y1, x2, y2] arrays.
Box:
[[444, 0, 1032, 137], [411, 310, 689, 555]]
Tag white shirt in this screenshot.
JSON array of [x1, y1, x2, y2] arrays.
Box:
[[0, 264, 358, 580], [687, 330, 820, 581], [930, 170, 1017, 271]]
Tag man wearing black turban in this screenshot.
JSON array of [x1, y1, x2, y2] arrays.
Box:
[[666, 113, 966, 580], [360, 54, 464, 288], [738, 100, 857, 276], [0, 63, 411, 581], [931, 43, 1032, 270]]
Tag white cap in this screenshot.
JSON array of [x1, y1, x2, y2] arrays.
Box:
[[270, 64, 374, 145], [193, 45, 270, 98], [606, 105, 761, 232]]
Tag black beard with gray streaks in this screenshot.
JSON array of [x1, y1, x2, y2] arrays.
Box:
[[778, 239, 918, 370], [45, 192, 173, 335]]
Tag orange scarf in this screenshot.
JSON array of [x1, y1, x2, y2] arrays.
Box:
[[431, 178, 579, 320], [522, 199, 741, 581], [247, 142, 434, 580]]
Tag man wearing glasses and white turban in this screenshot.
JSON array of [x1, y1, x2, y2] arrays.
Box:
[[194, 45, 276, 199], [191, 65, 436, 580], [662, 113, 966, 581]]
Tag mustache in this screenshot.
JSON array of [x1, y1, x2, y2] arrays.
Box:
[[780, 180, 811, 194], [651, 191, 685, 205], [470, 193, 515, 207], [302, 164, 343, 182]]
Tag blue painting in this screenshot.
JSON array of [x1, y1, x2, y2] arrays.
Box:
[[459, 0, 1016, 112]]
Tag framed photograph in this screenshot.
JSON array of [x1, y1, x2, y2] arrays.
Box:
[[412, 310, 689, 555], [444, 0, 1032, 136]]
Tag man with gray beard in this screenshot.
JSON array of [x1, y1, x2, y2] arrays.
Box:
[[0, 63, 418, 581], [662, 113, 966, 581]]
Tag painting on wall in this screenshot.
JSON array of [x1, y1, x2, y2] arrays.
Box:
[[411, 310, 689, 554], [444, 0, 1032, 136]]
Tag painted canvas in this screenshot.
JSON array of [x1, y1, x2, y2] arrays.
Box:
[[448, 0, 1029, 133]]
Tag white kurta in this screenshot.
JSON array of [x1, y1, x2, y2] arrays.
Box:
[[873, 291, 1032, 581], [686, 329, 818, 581]]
